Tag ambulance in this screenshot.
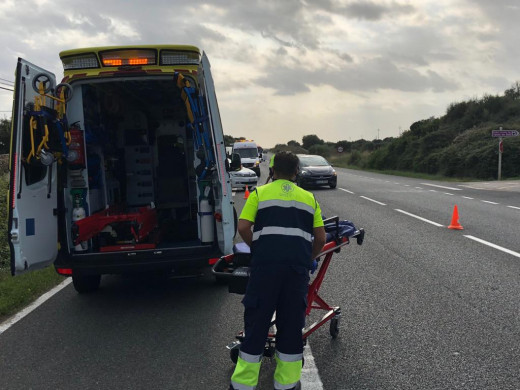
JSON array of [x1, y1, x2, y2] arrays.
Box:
[[7, 45, 240, 293], [231, 140, 261, 176]]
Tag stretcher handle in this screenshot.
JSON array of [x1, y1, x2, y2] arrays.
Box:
[[322, 216, 341, 244]]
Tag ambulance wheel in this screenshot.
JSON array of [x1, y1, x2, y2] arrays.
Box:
[[32, 73, 53, 94], [55, 83, 74, 102], [330, 317, 340, 339], [72, 274, 101, 294], [230, 347, 239, 364]]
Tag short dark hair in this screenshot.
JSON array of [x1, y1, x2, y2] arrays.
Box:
[[273, 151, 299, 177]]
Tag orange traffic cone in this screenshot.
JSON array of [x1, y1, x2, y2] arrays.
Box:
[[244, 185, 250, 199], [448, 205, 463, 230]]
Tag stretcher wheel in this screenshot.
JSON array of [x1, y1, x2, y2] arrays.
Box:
[[230, 347, 239, 364], [32, 73, 53, 93], [55, 83, 74, 102], [329, 317, 340, 339]]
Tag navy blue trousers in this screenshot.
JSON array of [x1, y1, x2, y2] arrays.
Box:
[[240, 265, 309, 356]]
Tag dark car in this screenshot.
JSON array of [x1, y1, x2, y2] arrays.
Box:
[[296, 154, 337, 189]]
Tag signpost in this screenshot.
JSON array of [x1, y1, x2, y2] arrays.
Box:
[[492, 127, 519, 180]]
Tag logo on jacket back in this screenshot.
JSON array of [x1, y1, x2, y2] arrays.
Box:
[[281, 182, 294, 194]]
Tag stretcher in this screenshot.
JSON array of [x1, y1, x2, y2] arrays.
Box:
[[212, 216, 365, 363]]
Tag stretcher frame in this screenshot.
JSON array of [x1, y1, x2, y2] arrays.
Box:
[[215, 216, 365, 363]]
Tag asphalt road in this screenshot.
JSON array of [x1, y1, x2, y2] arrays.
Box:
[[1, 157, 519, 390]]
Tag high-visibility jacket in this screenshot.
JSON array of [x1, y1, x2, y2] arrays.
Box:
[[269, 154, 275, 168], [239, 179, 323, 269]]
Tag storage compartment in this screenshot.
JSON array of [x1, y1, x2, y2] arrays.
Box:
[[63, 77, 214, 254]]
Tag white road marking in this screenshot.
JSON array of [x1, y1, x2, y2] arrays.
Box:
[[395, 209, 444, 227], [360, 196, 386, 206], [0, 278, 72, 335], [464, 236, 520, 258], [482, 200, 499, 205], [444, 193, 454, 196], [507, 205, 520, 210], [301, 344, 324, 389], [429, 189, 437, 192], [415, 187, 423, 189], [404, 185, 410, 187], [462, 196, 474, 200], [339, 188, 355, 194], [421, 183, 462, 191]]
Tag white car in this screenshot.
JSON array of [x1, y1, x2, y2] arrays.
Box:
[[230, 166, 258, 190]]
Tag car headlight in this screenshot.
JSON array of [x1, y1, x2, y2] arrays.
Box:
[[332, 170, 337, 176], [254, 161, 259, 166], [300, 170, 310, 176]]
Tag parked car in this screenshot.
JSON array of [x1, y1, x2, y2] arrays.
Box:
[[230, 165, 258, 190], [296, 154, 337, 189]]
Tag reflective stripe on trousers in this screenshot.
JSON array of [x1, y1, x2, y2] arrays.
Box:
[[274, 350, 303, 390], [230, 351, 262, 390]]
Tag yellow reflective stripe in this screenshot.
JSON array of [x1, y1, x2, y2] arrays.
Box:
[[252, 227, 312, 242], [273, 353, 302, 389], [257, 199, 315, 215], [231, 355, 261, 389]]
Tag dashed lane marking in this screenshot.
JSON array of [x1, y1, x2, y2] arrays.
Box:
[[482, 200, 499, 205], [464, 236, 520, 258], [395, 209, 444, 227], [421, 183, 462, 191], [360, 196, 386, 206], [339, 188, 355, 194]]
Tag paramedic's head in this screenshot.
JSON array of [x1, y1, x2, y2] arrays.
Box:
[[273, 151, 299, 180]]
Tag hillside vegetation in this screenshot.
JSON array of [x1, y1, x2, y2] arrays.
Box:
[[267, 83, 520, 180]]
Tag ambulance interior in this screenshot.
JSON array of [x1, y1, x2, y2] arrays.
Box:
[[63, 77, 215, 254]]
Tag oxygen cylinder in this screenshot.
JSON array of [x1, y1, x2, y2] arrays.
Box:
[[67, 126, 85, 169], [199, 197, 214, 243], [72, 193, 88, 251]]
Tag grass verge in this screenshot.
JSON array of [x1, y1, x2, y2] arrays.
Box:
[[0, 266, 65, 324]]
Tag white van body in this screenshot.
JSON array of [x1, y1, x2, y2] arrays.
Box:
[[232, 141, 260, 176], [7, 45, 237, 292]]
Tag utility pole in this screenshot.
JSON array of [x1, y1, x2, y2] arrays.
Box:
[[377, 128, 380, 140]]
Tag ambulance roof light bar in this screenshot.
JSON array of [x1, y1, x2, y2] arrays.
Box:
[[62, 53, 99, 70], [100, 49, 157, 67], [160, 50, 200, 65]]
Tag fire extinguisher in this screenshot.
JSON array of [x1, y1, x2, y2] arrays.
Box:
[[67, 122, 85, 169]]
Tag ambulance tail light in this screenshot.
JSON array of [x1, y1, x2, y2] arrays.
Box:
[[100, 49, 156, 67], [56, 268, 73, 275], [160, 50, 200, 65], [62, 54, 99, 70]]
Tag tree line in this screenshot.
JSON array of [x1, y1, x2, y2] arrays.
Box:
[[265, 82, 520, 180]]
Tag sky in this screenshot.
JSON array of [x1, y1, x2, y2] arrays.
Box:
[[1, 0, 520, 148]]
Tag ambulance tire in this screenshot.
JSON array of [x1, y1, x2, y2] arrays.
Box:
[[72, 274, 101, 294], [32, 73, 53, 94]]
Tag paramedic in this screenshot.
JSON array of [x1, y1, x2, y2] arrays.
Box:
[[264, 153, 275, 184], [230, 151, 326, 390]]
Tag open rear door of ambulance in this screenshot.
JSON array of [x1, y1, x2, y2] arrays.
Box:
[[8, 59, 59, 275], [198, 52, 234, 255]]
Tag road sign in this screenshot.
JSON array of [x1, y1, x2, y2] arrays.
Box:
[[492, 129, 519, 137], [337, 146, 344, 153]]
